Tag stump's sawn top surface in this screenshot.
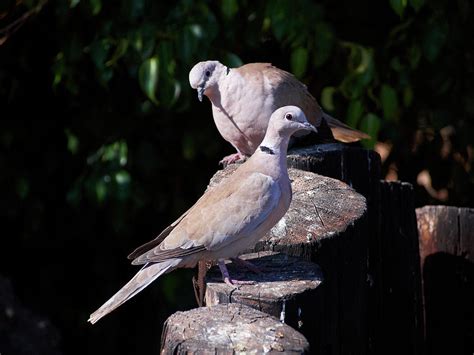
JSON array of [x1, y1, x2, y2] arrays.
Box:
[[161, 303, 309, 354], [209, 166, 367, 249]]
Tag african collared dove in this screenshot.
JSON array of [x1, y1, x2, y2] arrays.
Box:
[[189, 61, 369, 164], [88, 106, 316, 324]]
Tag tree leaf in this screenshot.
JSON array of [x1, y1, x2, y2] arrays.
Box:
[[89, 0, 101, 15], [139, 56, 159, 104], [321, 86, 336, 111], [346, 99, 364, 128], [314, 22, 334, 67], [409, 0, 424, 12], [290, 47, 308, 78], [422, 20, 448, 62], [403, 86, 414, 107], [389, 0, 408, 17], [221, 0, 238, 19], [222, 52, 243, 68], [360, 113, 381, 148], [380, 84, 398, 121]]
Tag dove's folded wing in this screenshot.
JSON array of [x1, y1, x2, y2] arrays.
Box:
[[131, 172, 281, 265]]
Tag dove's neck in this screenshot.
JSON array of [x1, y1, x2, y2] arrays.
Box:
[[258, 131, 291, 174]]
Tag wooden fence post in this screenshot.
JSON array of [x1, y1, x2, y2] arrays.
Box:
[[416, 206, 474, 355]]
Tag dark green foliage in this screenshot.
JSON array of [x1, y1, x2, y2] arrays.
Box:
[[0, 1, 472, 354]]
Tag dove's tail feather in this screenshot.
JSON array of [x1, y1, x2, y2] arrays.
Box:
[[88, 259, 180, 324], [323, 112, 371, 143]]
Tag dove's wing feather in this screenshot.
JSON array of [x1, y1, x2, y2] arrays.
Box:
[[131, 171, 280, 265]]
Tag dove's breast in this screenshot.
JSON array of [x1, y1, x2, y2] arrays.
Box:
[[211, 70, 276, 156]]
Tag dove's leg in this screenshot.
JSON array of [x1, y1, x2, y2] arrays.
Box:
[[230, 257, 263, 274], [219, 152, 246, 167], [218, 259, 255, 286]]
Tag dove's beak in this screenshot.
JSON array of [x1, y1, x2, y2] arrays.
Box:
[[197, 86, 205, 102], [302, 122, 317, 133]]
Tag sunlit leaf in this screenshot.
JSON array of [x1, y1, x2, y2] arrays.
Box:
[[360, 113, 381, 148], [321, 86, 336, 111], [52, 52, 65, 88], [390, 0, 408, 17], [340, 44, 374, 98], [115, 170, 131, 185], [380, 84, 399, 121], [290, 47, 308, 78], [139, 56, 159, 104], [70, 0, 80, 8], [95, 180, 107, 203], [105, 39, 128, 66], [65, 129, 79, 154], [346, 99, 364, 128]]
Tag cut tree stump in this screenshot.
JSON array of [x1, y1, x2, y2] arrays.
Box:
[[416, 206, 474, 355], [206, 160, 369, 354], [205, 251, 323, 334], [160, 303, 309, 354], [372, 181, 424, 355], [189, 144, 423, 354], [208, 166, 367, 257]]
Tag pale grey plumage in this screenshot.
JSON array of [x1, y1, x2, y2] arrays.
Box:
[[189, 61, 369, 163], [88, 106, 316, 324]]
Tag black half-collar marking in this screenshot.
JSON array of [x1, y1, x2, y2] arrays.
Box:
[[260, 146, 275, 155], [226, 67, 230, 75]]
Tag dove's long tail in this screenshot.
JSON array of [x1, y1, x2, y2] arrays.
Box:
[[323, 112, 370, 143], [88, 259, 180, 324]]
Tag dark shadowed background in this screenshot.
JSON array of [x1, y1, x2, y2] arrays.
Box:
[[0, 0, 473, 354]]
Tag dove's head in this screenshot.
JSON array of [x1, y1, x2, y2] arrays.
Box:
[[189, 60, 226, 102], [269, 106, 317, 136]]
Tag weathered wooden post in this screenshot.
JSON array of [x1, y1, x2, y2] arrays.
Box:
[[203, 160, 368, 353], [161, 144, 426, 354], [160, 303, 310, 354], [416, 206, 474, 355]]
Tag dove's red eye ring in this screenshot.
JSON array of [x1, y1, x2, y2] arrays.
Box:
[[285, 113, 293, 120]]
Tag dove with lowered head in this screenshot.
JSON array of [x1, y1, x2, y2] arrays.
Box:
[[189, 61, 369, 165]]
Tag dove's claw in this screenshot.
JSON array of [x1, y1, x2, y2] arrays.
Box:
[[219, 153, 246, 167]]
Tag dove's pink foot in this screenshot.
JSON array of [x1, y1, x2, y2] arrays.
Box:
[[218, 259, 256, 286], [219, 153, 246, 167], [231, 257, 263, 274]]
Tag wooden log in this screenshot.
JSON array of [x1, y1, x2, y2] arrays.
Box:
[[209, 166, 367, 257], [288, 144, 380, 355], [416, 206, 474, 355], [205, 251, 323, 334], [207, 160, 370, 354], [372, 181, 424, 355], [287, 143, 381, 198], [160, 303, 309, 354]]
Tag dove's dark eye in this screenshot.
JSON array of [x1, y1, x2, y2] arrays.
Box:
[[285, 113, 293, 120], [205, 70, 211, 77]]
